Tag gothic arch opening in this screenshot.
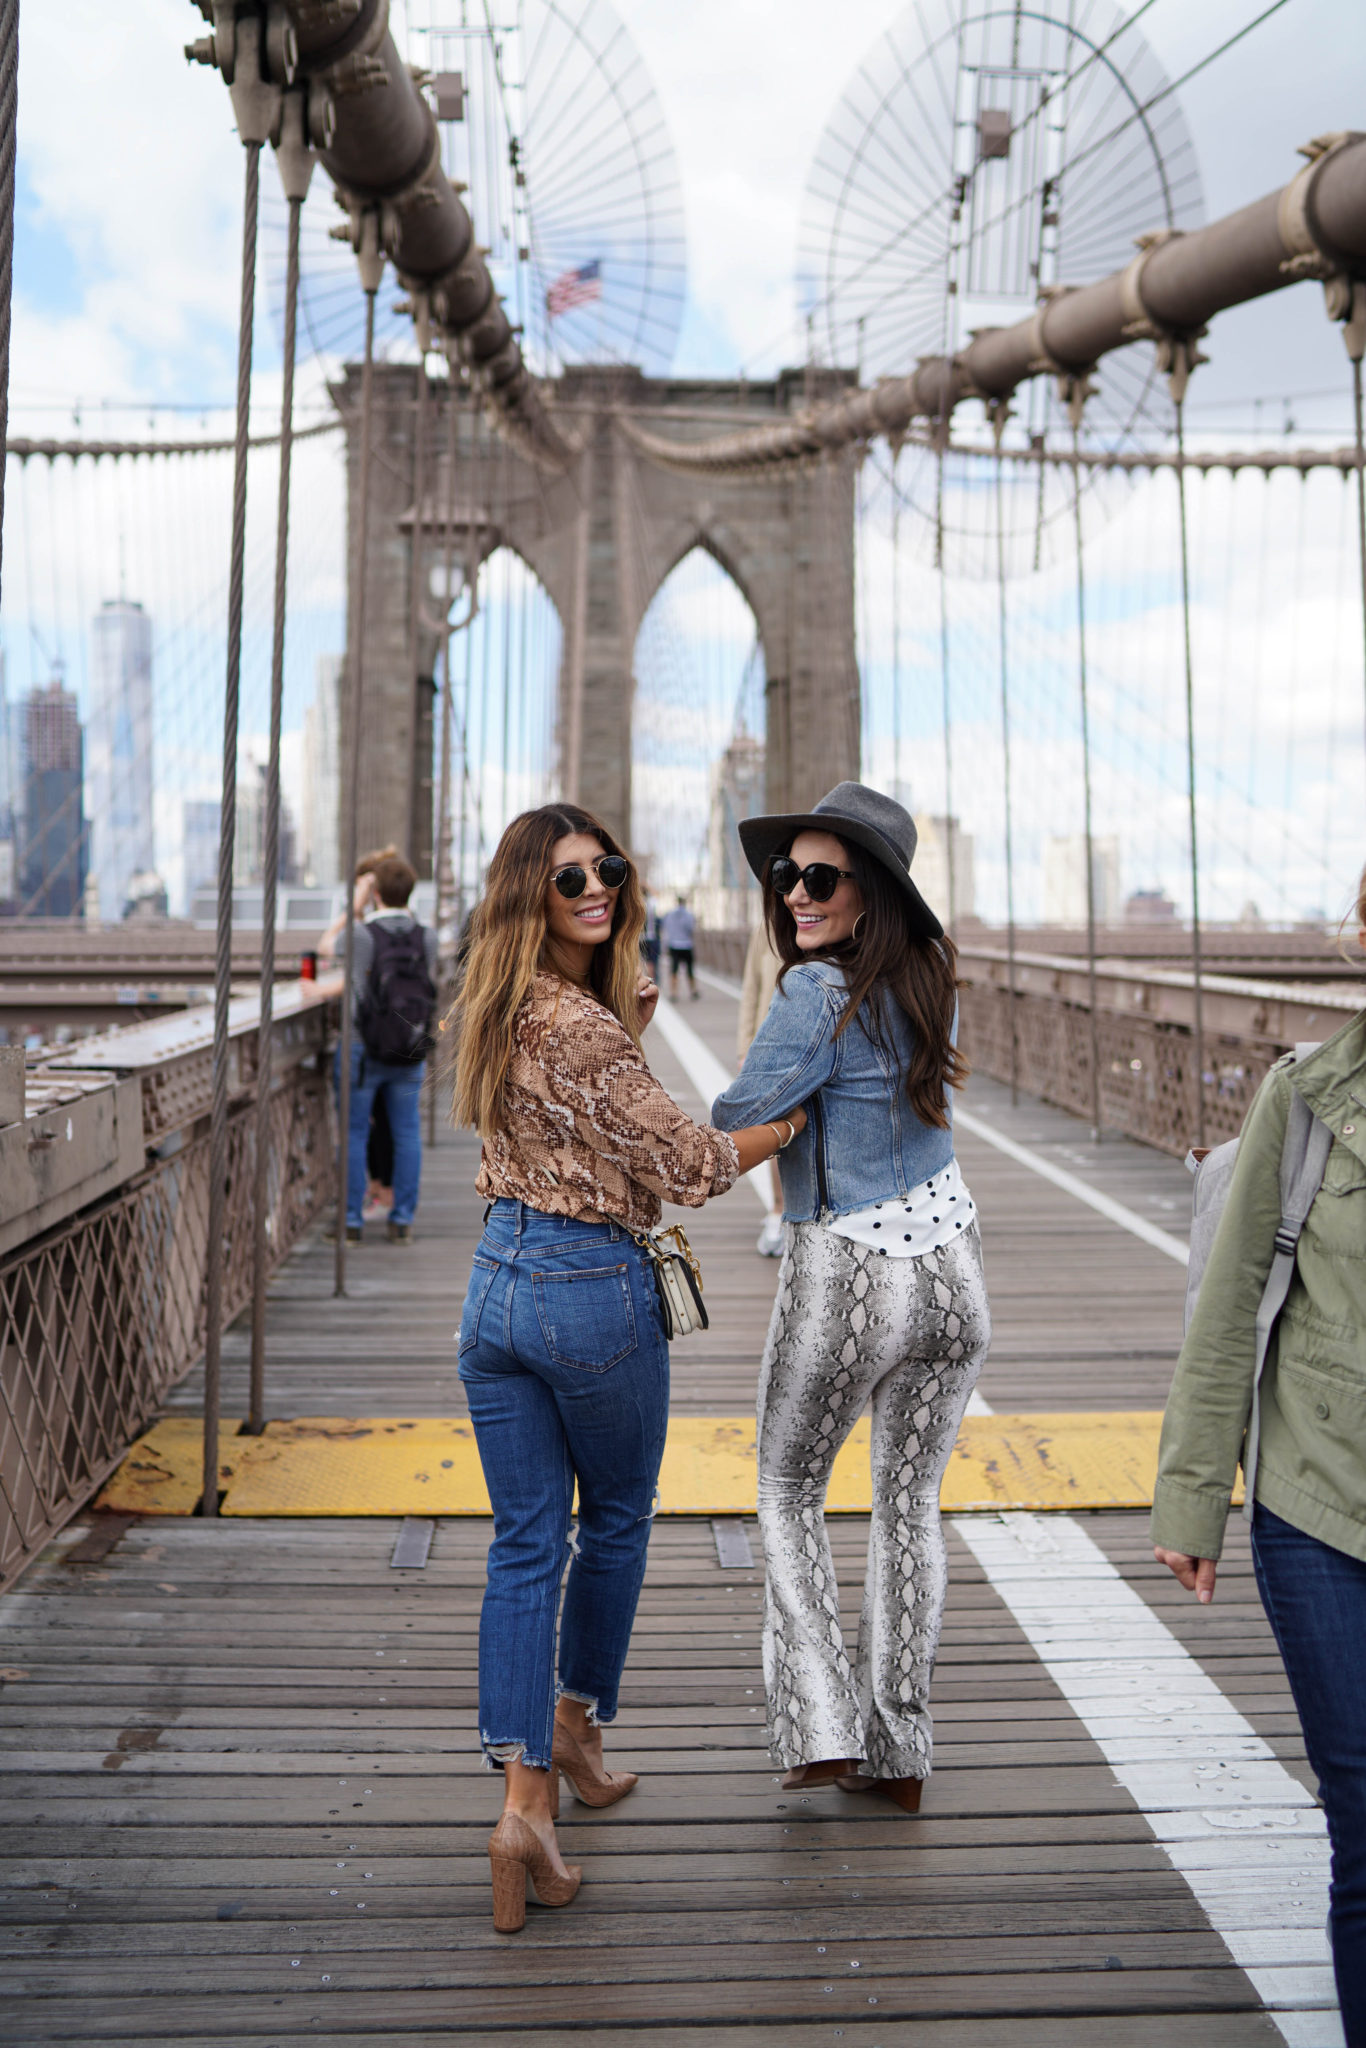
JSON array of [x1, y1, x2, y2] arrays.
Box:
[[443, 545, 562, 917], [630, 545, 766, 926]]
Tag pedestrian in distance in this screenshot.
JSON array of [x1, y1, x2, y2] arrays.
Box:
[[319, 845, 401, 1225], [711, 782, 987, 1813], [1153, 859, 1366, 2048], [450, 802, 807, 1932], [337, 851, 438, 1245], [661, 892, 699, 999], [641, 892, 661, 977]]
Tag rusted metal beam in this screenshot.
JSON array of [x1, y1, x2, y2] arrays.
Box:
[[625, 132, 1366, 475], [276, 0, 574, 472]]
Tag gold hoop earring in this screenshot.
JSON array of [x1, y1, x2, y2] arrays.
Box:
[[852, 912, 866, 941]]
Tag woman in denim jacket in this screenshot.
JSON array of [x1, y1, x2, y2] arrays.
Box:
[[712, 782, 990, 1812]]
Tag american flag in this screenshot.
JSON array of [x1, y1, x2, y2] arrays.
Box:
[[546, 260, 602, 319]]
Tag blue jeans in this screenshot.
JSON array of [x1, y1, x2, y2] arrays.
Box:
[[334, 1040, 425, 1227], [1252, 1505, 1366, 2046], [458, 1199, 669, 1771]]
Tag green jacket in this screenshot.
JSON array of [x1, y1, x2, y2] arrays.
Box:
[[1151, 1006, 1366, 1564]]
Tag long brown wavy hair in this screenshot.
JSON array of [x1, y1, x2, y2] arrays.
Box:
[[763, 833, 967, 1130], [452, 803, 646, 1138]]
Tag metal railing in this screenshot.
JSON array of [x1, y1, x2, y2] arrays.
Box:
[[0, 981, 339, 1591], [694, 927, 1363, 1157], [958, 947, 1361, 1154]]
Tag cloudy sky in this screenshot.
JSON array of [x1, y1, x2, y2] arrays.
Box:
[[13, 0, 1366, 420], [7, 0, 1366, 919]]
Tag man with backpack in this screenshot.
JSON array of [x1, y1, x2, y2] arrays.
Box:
[[339, 851, 439, 1244]]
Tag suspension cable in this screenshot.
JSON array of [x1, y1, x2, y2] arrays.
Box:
[[1070, 414, 1103, 1141], [203, 138, 261, 1517], [428, 370, 461, 1146], [1348, 300, 1366, 775], [335, 234, 382, 1298], [249, 149, 307, 1436], [407, 349, 429, 868], [1174, 389, 1208, 1149], [993, 438, 1019, 1106], [890, 442, 902, 797], [935, 447, 957, 933], [0, 0, 18, 611]]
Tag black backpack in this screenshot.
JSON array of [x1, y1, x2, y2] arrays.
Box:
[[358, 920, 437, 1066]]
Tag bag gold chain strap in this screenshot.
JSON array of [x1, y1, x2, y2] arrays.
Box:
[[633, 1223, 709, 1339]]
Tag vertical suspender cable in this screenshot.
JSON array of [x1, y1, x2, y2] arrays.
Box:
[[249, 104, 312, 1436], [1069, 427, 1103, 1141], [935, 445, 956, 930], [0, 0, 18, 608], [335, 217, 383, 1296], [428, 367, 460, 1145], [203, 137, 261, 1515], [1174, 392, 1207, 1148], [994, 445, 1019, 1105], [456, 597, 472, 924], [1347, 301, 1366, 771], [890, 442, 902, 797], [407, 348, 429, 869]]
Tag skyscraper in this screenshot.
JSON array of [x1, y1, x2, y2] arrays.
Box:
[[181, 799, 220, 915], [302, 655, 342, 886], [0, 647, 17, 914], [88, 598, 154, 921], [21, 676, 88, 919]]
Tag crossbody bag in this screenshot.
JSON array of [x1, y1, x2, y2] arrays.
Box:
[[633, 1223, 709, 1339]]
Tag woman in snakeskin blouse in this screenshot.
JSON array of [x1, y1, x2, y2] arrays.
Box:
[[451, 801, 805, 1931]]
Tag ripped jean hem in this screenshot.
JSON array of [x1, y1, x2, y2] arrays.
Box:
[[481, 1740, 554, 1773], [555, 1684, 605, 1726]]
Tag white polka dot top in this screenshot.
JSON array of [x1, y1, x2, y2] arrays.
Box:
[[825, 1157, 976, 1257]]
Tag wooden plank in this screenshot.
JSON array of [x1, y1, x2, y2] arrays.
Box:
[[0, 987, 1302, 2043]]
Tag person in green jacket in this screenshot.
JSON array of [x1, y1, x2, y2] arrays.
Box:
[[1152, 863, 1366, 2047]]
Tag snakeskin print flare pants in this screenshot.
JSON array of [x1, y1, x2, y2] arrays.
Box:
[[756, 1220, 990, 1780]]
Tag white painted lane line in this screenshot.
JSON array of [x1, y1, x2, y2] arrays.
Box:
[[952, 1510, 1337, 2047], [664, 974, 1338, 2040], [650, 995, 772, 1212], [695, 965, 743, 999], [954, 1105, 1191, 1266]]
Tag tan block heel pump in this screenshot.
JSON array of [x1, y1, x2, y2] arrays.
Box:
[[487, 1811, 581, 1934], [552, 1721, 639, 1807]]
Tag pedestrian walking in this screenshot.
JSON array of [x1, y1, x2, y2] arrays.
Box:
[[451, 802, 806, 1930], [739, 919, 785, 1257], [661, 893, 699, 998], [642, 892, 661, 976], [337, 851, 439, 1244], [711, 782, 987, 1812], [319, 845, 402, 1227], [1153, 860, 1366, 2048]]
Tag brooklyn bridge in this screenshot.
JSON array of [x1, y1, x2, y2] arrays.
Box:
[[2, 0, 1365, 2041]]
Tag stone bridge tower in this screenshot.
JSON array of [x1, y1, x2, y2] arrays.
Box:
[[336, 363, 860, 873]]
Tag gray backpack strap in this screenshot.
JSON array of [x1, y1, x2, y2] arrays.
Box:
[[1242, 1091, 1333, 1518]]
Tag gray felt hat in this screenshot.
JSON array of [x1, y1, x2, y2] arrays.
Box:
[[738, 781, 943, 941]]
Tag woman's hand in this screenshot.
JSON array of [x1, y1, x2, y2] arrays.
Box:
[[731, 1103, 807, 1174], [352, 872, 378, 918], [637, 977, 660, 1030], [1154, 1546, 1218, 1604]]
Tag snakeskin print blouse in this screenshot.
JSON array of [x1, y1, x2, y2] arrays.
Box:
[[476, 972, 741, 1231]]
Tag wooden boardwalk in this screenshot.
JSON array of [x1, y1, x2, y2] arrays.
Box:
[[0, 979, 1325, 2044]]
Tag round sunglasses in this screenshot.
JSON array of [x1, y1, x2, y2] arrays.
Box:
[[551, 853, 631, 899], [768, 856, 856, 903]]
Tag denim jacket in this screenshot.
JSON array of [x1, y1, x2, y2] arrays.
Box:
[[710, 957, 955, 1222]]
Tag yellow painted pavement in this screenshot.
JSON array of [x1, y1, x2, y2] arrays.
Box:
[[96, 1411, 1205, 1518]]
